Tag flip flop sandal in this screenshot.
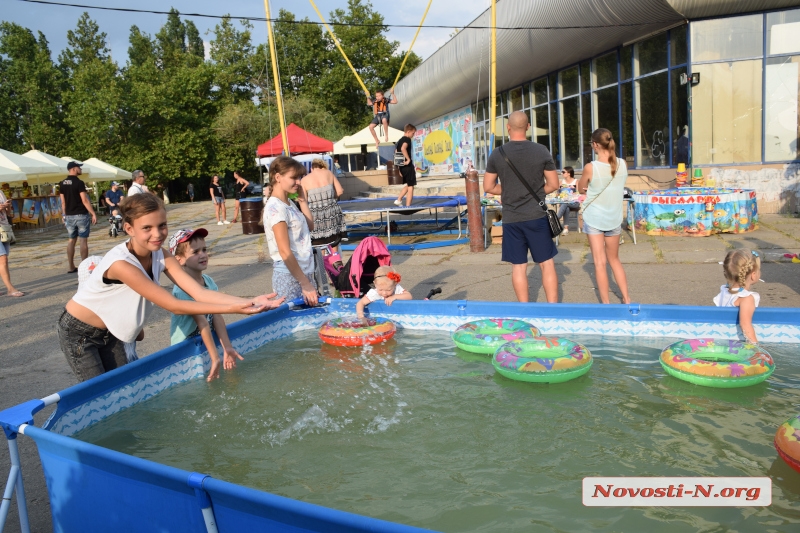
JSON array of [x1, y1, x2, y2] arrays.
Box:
[[68, 268, 78, 273], [8, 291, 24, 297]]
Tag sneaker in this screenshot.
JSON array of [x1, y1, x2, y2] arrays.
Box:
[[223, 220, 230, 224], [562, 226, 569, 235], [217, 221, 223, 225], [393, 199, 402, 206], [619, 235, 625, 244]]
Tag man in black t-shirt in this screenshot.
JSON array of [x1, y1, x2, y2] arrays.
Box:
[[483, 111, 560, 303], [393, 124, 417, 207], [59, 161, 97, 273]]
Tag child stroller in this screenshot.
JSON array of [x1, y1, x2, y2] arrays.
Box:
[[108, 213, 123, 238], [323, 236, 391, 298]]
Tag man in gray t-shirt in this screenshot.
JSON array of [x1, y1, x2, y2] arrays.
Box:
[[484, 110, 560, 303]]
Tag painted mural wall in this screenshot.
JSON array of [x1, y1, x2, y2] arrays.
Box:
[[707, 164, 800, 214], [413, 106, 474, 175]]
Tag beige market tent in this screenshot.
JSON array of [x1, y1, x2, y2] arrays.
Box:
[[23, 150, 70, 175], [60, 157, 116, 182], [333, 125, 404, 154], [0, 148, 63, 181], [83, 158, 132, 180]]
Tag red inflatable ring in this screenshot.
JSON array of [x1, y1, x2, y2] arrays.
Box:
[[775, 414, 800, 474], [319, 317, 396, 347]]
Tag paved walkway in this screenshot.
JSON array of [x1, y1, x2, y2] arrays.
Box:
[[0, 201, 799, 532]]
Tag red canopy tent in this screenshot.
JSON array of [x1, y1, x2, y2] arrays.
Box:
[[256, 123, 334, 157]]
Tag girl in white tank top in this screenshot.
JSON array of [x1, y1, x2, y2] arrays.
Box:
[[714, 249, 762, 343], [58, 194, 285, 382]]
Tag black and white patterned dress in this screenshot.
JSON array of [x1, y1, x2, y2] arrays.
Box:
[[306, 184, 346, 246]]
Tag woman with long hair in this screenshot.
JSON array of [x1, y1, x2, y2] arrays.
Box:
[[577, 128, 631, 304]]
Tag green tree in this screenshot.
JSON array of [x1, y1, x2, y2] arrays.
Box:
[[59, 13, 122, 160], [0, 22, 64, 153], [210, 16, 257, 104], [272, 10, 326, 98]]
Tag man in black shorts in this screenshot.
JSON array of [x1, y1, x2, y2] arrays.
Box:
[[483, 111, 560, 303], [366, 89, 398, 148], [394, 124, 417, 207]]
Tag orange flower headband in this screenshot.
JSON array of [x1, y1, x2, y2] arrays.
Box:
[[376, 271, 402, 283]]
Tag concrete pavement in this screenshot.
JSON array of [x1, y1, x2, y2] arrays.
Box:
[[0, 200, 798, 532]]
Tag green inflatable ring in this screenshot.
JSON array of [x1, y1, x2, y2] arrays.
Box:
[[452, 318, 540, 354], [659, 338, 774, 388], [492, 337, 592, 383]]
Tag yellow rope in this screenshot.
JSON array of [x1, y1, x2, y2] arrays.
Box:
[[308, 0, 370, 95], [264, 0, 289, 154], [392, 0, 433, 91]]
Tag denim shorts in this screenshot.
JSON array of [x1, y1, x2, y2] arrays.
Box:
[[501, 217, 558, 265], [65, 214, 92, 239], [57, 310, 128, 382], [582, 221, 622, 237], [213, 197, 224, 204], [0, 241, 9, 257]]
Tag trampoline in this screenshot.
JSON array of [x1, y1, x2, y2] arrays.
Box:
[[338, 196, 469, 251]]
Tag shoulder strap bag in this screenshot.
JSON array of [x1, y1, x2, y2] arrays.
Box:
[[579, 161, 618, 215], [498, 145, 563, 238]]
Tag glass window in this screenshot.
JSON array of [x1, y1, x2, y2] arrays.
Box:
[[620, 46, 632, 80], [692, 60, 763, 164], [671, 68, 689, 166], [495, 94, 503, 117], [593, 85, 620, 149], [635, 72, 669, 166], [549, 74, 557, 102], [620, 82, 634, 163], [533, 105, 550, 149], [524, 110, 532, 140], [768, 9, 800, 56], [582, 93, 592, 164], [765, 55, 800, 161], [595, 52, 617, 88], [635, 33, 668, 76], [474, 124, 486, 170], [475, 100, 485, 122], [522, 84, 530, 109], [691, 15, 763, 62], [671, 25, 687, 65], [533, 78, 548, 105], [550, 104, 560, 166], [561, 98, 581, 168], [494, 116, 506, 148], [508, 87, 523, 113], [580, 61, 591, 92], [561, 66, 579, 97]]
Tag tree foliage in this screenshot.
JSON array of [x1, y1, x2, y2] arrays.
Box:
[[0, 2, 423, 189]]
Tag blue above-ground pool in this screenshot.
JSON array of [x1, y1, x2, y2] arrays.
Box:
[[1, 298, 799, 532]]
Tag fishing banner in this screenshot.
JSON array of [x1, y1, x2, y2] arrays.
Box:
[[632, 188, 758, 236], [413, 106, 473, 175]]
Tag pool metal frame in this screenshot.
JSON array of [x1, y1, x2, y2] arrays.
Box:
[[2, 297, 799, 532]]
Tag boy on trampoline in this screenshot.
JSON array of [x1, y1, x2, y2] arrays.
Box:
[[366, 89, 398, 148], [394, 124, 417, 207]]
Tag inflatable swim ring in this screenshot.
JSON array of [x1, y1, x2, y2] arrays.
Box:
[[492, 337, 592, 383], [659, 338, 774, 388], [319, 317, 396, 347], [775, 414, 800, 474], [452, 318, 540, 354]]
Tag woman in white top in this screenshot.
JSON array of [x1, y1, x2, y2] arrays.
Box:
[[577, 128, 630, 304], [263, 156, 318, 306], [58, 194, 284, 382]]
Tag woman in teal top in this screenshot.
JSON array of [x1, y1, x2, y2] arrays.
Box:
[[577, 128, 631, 305]]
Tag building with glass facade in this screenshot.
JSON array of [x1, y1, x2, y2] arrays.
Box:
[[391, 0, 800, 213]]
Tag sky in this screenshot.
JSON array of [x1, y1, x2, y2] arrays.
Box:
[[2, 0, 489, 63]]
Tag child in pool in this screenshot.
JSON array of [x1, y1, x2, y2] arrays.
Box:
[[714, 249, 761, 343], [356, 266, 412, 324], [168, 228, 245, 381], [57, 194, 284, 382]]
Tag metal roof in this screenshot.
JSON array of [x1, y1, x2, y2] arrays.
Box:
[[390, 0, 800, 125]]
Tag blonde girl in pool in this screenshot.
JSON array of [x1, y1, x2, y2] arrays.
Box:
[[356, 266, 412, 324], [714, 249, 762, 343], [57, 194, 284, 382]]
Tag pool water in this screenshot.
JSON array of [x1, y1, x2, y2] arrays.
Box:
[[75, 330, 800, 532]]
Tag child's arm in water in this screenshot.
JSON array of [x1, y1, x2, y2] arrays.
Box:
[[356, 295, 372, 325], [106, 258, 275, 316], [736, 294, 758, 343], [384, 290, 412, 306], [212, 314, 244, 370], [193, 314, 222, 381]]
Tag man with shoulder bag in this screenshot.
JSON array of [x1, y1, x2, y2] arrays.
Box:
[[483, 110, 560, 303]]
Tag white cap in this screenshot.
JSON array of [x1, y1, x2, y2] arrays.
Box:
[[78, 255, 104, 287]]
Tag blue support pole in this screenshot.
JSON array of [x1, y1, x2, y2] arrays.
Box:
[[188, 473, 219, 533]]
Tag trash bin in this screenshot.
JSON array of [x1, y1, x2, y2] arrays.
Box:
[[240, 197, 265, 235], [386, 161, 402, 186]]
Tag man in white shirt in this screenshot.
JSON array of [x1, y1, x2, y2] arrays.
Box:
[[128, 170, 150, 196]]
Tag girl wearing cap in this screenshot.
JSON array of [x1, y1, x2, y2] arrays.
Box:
[[57, 193, 284, 382]]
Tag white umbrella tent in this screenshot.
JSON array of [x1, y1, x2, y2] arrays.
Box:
[[333, 125, 405, 171]]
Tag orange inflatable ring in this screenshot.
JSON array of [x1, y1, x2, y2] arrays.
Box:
[[775, 414, 800, 474], [319, 317, 396, 347]]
